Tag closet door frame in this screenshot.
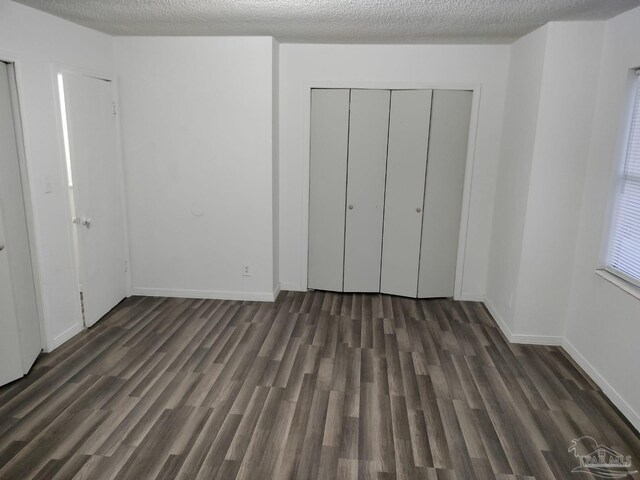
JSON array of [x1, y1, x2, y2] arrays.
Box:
[[0, 52, 46, 353], [303, 82, 481, 300]]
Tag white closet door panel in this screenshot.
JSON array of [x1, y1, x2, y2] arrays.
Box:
[[308, 89, 350, 291], [0, 62, 23, 387], [0, 62, 40, 382], [343, 89, 390, 292], [418, 90, 473, 298], [380, 90, 432, 297], [0, 212, 22, 386]]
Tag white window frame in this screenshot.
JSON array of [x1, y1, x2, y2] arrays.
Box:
[[604, 69, 640, 290]]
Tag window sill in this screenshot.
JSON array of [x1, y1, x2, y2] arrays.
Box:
[[595, 269, 640, 301]]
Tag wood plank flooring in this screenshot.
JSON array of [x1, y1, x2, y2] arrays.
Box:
[[0, 291, 638, 479]]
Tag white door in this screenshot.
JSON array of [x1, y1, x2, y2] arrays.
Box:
[[418, 90, 473, 298], [380, 90, 432, 297], [308, 89, 350, 291], [0, 61, 41, 385], [343, 89, 390, 292], [63, 73, 127, 327]]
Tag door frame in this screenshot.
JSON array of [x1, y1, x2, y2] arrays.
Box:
[[0, 51, 46, 355], [52, 63, 132, 330], [303, 82, 482, 300]]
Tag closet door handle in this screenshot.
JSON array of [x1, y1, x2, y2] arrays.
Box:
[[0, 244, 4, 252], [348, 204, 354, 210], [416, 207, 422, 213]]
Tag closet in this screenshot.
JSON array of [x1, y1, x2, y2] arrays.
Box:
[[308, 88, 472, 298]]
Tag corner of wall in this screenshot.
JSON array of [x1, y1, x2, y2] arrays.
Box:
[[512, 20, 605, 338], [485, 23, 550, 333]]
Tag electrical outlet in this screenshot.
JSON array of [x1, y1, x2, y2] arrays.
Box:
[[242, 265, 251, 277]]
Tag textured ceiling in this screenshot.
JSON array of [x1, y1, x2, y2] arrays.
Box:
[[13, 0, 640, 43]]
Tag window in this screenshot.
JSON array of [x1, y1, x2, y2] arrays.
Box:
[[607, 70, 640, 288]]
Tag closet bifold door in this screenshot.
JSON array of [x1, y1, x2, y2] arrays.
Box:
[[0, 62, 23, 386], [0, 62, 41, 386], [418, 90, 473, 298], [343, 90, 390, 292], [308, 89, 350, 291], [380, 90, 432, 297]]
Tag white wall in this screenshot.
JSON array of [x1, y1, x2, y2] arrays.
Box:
[[278, 44, 510, 297], [485, 26, 548, 332], [115, 37, 278, 301], [486, 23, 606, 340], [514, 22, 604, 339], [564, 6, 640, 430], [0, 0, 115, 350]]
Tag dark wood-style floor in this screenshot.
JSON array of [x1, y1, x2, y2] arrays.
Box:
[[0, 292, 638, 479]]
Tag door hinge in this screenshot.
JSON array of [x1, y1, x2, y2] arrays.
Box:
[[124, 259, 128, 273], [112, 102, 117, 116]]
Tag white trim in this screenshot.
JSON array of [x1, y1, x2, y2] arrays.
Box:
[[272, 282, 282, 300], [299, 82, 482, 295], [603, 266, 640, 290], [562, 338, 640, 433], [54, 63, 116, 84], [5, 62, 47, 369], [50, 322, 83, 351], [484, 296, 514, 340], [458, 292, 485, 302], [510, 333, 563, 346], [131, 287, 279, 302], [596, 268, 640, 300], [483, 296, 563, 345]]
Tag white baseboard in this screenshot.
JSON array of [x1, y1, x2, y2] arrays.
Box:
[[131, 287, 278, 302], [562, 339, 640, 432], [483, 296, 563, 345], [458, 292, 485, 302], [279, 282, 305, 292], [483, 296, 515, 340], [272, 283, 282, 300], [51, 322, 84, 350], [510, 333, 564, 346]]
